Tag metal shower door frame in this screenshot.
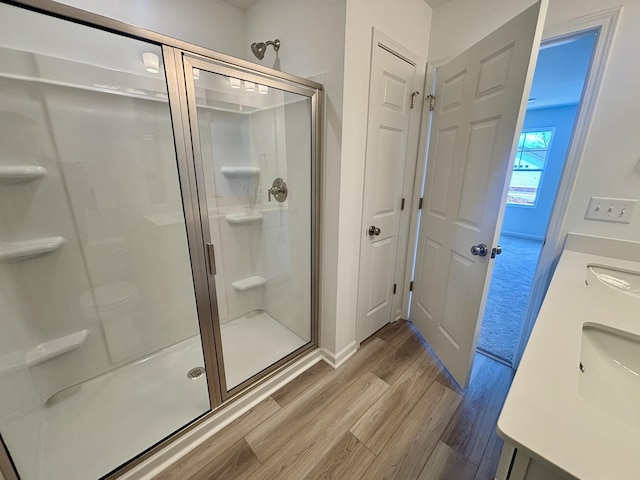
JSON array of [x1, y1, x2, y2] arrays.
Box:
[[170, 50, 322, 402], [0, 0, 322, 478]]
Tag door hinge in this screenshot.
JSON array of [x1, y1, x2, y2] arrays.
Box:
[[418, 197, 423, 210], [426, 94, 435, 111], [205, 243, 216, 275], [410, 91, 421, 109], [401, 198, 405, 211], [393, 283, 397, 294], [409, 281, 414, 291]]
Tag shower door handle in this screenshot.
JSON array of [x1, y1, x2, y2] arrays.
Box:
[[205, 243, 216, 275]]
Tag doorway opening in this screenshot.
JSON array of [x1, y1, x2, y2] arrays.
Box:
[[476, 30, 598, 366]]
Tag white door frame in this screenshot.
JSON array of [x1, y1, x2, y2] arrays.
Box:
[[404, 6, 622, 367], [513, 6, 622, 367], [356, 28, 423, 341], [402, 59, 443, 320]]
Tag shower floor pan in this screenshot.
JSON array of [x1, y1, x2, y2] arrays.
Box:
[[220, 309, 308, 389], [9, 311, 306, 480], [27, 335, 209, 480]]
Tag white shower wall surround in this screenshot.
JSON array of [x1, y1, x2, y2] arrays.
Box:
[[0, 70, 200, 402], [0, 40, 205, 479], [202, 100, 311, 341], [0, 3, 319, 479], [0, 47, 310, 394]]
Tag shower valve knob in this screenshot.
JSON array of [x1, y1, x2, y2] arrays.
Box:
[[268, 178, 288, 203]]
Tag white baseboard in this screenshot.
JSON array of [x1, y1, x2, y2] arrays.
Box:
[[500, 230, 545, 241], [120, 349, 323, 480], [320, 341, 358, 369]]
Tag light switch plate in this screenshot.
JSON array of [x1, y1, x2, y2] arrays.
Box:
[[585, 197, 637, 223]]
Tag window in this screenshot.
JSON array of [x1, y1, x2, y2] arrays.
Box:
[[506, 129, 554, 206]]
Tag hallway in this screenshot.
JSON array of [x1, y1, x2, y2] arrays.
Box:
[[156, 320, 514, 480]]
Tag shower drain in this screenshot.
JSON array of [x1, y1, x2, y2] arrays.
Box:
[[187, 366, 206, 380]]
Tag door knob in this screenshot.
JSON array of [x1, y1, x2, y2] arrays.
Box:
[[470, 243, 488, 256], [368, 225, 381, 236], [491, 245, 502, 258]]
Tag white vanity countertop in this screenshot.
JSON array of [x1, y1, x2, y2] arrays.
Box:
[[497, 237, 640, 479]]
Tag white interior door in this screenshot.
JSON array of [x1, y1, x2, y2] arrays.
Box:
[[410, 1, 548, 387], [357, 43, 416, 342]]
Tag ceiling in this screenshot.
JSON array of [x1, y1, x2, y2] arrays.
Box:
[[527, 32, 597, 110], [423, 0, 453, 7], [222, 0, 259, 10], [221, 0, 594, 111], [224, 0, 452, 10]]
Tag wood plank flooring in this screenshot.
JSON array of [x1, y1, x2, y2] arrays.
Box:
[[154, 320, 514, 480]]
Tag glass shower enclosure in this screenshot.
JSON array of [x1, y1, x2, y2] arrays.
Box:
[[178, 54, 316, 396], [0, 2, 320, 479]]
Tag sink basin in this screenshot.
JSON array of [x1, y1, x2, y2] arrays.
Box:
[[579, 323, 640, 429], [586, 264, 640, 299]]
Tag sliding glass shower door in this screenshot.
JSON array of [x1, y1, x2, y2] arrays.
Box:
[[0, 4, 211, 480], [179, 55, 319, 396]]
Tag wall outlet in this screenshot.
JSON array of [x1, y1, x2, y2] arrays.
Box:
[[585, 197, 637, 223]]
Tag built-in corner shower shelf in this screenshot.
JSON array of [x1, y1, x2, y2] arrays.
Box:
[[25, 329, 89, 366], [232, 276, 266, 291], [0, 236, 65, 262], [0, 165, 46, 184], [225, 212, 263, 225], [220, 166, 260, 178]]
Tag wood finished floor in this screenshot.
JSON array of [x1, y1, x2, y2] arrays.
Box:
[[155, 320, 514, 480]]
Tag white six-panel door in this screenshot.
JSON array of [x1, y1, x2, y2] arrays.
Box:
[[357, 44, 416, 342], [410, 1, 548, 387]]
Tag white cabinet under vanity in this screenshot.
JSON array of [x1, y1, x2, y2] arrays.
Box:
[[495, 233, 640, 480]]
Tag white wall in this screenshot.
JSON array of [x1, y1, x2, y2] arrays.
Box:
[[245, 0, 347, 353], [503, 105, 579, 239], [430, 0, 640, 245], [332, 0, 432, 353], [54, 0, 246, 58]]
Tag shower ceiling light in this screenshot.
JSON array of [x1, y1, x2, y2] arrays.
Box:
[[258, 85, 269, 95], [142, 52, 160, 74], [244, 81, 256, 92], [229, 77, 241, 89]]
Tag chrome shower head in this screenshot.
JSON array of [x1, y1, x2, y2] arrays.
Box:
[[251, 39, 280, 60], [251, 42, 266, 60]]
